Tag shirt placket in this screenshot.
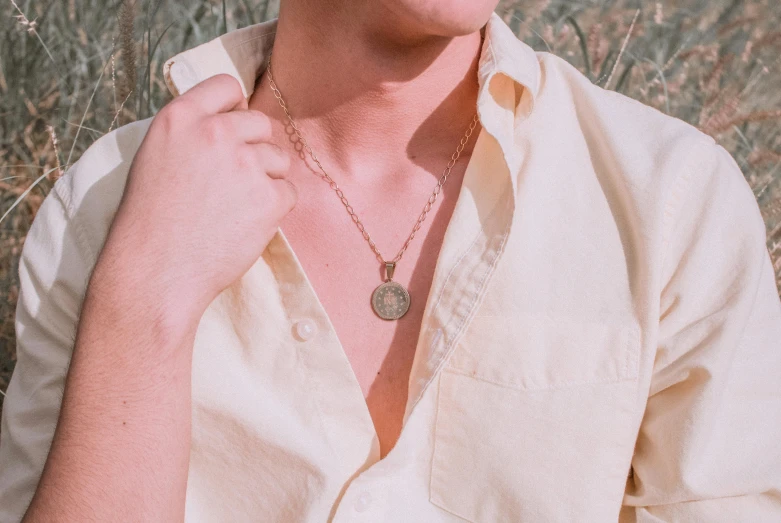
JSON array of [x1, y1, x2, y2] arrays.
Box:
[[263, 232, 382, 484], [262, 126, 517, 522], [403, 128, 517, 426], [333, 129, 517, 522]]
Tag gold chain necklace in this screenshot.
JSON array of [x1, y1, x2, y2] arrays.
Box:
[[265, 56, 479, 321]]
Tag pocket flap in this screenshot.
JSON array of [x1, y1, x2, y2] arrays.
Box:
[[446, 314, 641, 390]]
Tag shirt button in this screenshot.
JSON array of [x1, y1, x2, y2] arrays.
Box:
[[353, 491, 372, 512], [294, 319, 317, 341]]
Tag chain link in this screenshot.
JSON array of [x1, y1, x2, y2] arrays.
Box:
[[265, 55, 479, 265]]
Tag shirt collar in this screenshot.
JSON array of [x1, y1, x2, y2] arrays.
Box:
[[163, 12, 540, 183]]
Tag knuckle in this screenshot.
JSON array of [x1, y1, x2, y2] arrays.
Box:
[[265, 143, 290, 168], [247, 109, 272, 133], [213, 72, 240, 89], [236, 147, 255, 170], [271, 154, 292, 176], [210, 73, 243, 100], [203, 117, 228, 144], [156, 99, 188, 131], [152, 111, 174, 136], [167, 95, 196, 116]]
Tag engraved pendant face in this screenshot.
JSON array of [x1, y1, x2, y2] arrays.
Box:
[[371, 281, 411, 320]]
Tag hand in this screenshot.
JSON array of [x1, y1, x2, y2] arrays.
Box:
[[97, 74, 296, 329]]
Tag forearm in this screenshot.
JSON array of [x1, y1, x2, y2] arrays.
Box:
[[17, 73, 292, 522], [23, 248, 199, 523]]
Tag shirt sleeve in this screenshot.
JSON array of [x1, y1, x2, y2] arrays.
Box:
[[621, 140, 781, 521], [0, 170, 95, 522]]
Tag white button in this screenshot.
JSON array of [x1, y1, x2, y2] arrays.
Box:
[[294, 319, 317, 341], [353, 491, 372, 512]]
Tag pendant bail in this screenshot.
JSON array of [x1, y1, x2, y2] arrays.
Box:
[[385, 261, 396, 282]]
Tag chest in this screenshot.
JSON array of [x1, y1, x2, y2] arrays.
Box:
[[186, 146, 649, 519], [278, 160, 467, 385], [275, 160, 468, 452]]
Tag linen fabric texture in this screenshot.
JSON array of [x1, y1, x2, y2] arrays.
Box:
[[2, 12, 781, 523]]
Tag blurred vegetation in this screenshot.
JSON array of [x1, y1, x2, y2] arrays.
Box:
[[1, 0, 780, 413]]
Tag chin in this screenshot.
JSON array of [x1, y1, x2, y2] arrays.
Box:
[[383, 0, 499, 37]]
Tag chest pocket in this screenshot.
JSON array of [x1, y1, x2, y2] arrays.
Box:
[[429, 314, 642, 522]]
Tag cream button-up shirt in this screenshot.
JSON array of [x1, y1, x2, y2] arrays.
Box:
[[2, 12, 781, 523]]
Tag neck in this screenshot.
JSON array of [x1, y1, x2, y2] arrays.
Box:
[[250, 1, 484, 178]]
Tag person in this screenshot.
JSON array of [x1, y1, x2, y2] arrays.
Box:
[[1, 0, 780, 521]]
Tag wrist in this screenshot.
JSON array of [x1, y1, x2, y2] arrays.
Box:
[[86, 247, 204, 349]]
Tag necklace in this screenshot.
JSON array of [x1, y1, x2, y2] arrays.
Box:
[[265, 57, 479, 321]]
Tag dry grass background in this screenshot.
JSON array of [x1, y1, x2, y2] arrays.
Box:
[[1, 0, 780, 415]]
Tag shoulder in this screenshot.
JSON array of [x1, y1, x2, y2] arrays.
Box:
[[51, 117, 154, 262], [528, 51, 761, 260], [56, 116, 153, 211], [532, 51, 747, 207], [534, 50, 716, 164]]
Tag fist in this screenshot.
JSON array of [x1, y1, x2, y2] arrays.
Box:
[[101, 74, 296, 325]]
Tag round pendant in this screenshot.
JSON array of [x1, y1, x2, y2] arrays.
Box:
[[371, 281, 411, 320]]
